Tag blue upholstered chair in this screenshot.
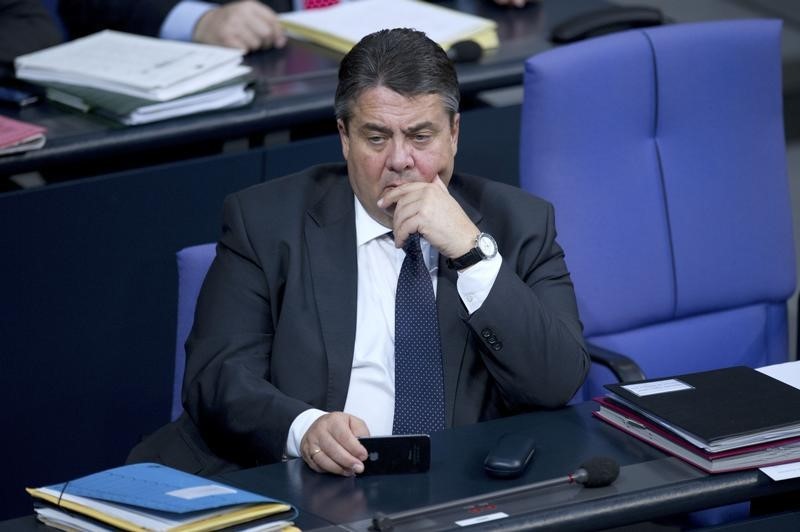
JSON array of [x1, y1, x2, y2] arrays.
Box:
[[519, 19, 795, 526], [521, 18, 795, 399], [172, 243, 216, 421]]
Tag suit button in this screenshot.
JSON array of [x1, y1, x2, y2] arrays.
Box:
[[481, 328, 493, 338], [487, 335, 497, 345], [492, 342, 503, 351]]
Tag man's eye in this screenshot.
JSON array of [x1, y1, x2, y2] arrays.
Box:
[[368, 136, 385, 144], [414, 134, 432, 143]]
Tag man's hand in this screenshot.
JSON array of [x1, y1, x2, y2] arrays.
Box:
[[193, 0, 287, 52], [492, 0, 537, 7], [301, 412, 370, 476], [378, 176, 479, 259]]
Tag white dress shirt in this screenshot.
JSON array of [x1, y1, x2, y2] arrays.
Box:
[[285, 196, 502, 456]]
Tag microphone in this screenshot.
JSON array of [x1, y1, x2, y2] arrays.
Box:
[[571, 456, 620, 487], [473, 456, 619, 493], [371, 457, 619, 531], [446, 40, 482, 63]]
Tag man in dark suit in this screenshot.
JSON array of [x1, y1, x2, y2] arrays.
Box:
[[129, 27, 588, 476]]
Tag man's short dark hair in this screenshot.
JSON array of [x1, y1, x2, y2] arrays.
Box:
[[334, 28, 460, 129]]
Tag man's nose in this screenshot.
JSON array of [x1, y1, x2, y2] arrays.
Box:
[[386, 140, 414, 173]]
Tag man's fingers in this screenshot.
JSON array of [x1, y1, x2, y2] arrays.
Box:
[[193, 0, 285, 51], [378, 180, 429, 208], [317, 435, 364, 475], [387, 186, 440, 246], [309, 448, 358, 476], [234, 27, 263, 51], [304, 447, 325, 473], [493, 0, 531, 6], [349, 415, 371, 438], [347, 417, 370, 460], [327, 417, 368, 464], [242, 4, 286, 48], [301, 412, 368, 475], [391, 197, 424, 243], [380, 180, 478, 259]]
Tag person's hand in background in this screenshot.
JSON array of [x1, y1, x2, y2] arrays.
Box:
[[492, 0, 537, 7], [193, 0, 287, 52]]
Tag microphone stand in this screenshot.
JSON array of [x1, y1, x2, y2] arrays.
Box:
[[371, 470, 589, 531]]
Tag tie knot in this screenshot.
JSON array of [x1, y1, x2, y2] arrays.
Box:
[[403, 233, 422, 256]]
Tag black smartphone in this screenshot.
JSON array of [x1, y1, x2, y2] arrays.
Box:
[[359, 434, 431, 474]]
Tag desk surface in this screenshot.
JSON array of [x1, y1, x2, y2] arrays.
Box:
[[3, 402, 800, 531], [217, 402, 800, 531]]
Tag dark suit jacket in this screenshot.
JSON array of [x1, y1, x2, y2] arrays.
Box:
[[129, 164, 589, 475], [59, 0, 293, 39], [0, 0, 61, 64]]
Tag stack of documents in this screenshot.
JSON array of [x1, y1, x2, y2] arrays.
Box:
[[278, 0, 498, 54], [594, 364, 800, 473], [14, 31, 254, 125], [27, 462, 297, 531], [0, 115, 46, 155]]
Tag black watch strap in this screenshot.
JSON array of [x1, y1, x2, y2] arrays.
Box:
[[446, 248, 483, 270]]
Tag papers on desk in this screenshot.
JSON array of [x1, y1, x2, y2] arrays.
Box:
[[14, 31, 254, 124], [757, 359, 800, 390], [0, 115, 46, 156], [26, 463, 297, 531], [594, 397, 800, 473], [46, 81, 254, 126], [594, 364, 800, 473], [278, 0, 499, 54]]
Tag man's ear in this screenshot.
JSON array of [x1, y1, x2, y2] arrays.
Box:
[[450, 113, 460, 156], [337, 119, 350, 160]]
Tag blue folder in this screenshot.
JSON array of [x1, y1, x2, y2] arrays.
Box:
[[45, 462, 285, 513]]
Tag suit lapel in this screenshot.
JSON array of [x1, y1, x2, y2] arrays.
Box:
[[438, 176, 483, 427], [305, 175, 358, 412]]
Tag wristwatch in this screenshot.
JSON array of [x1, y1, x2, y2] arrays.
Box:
[[447, 232, 498, 270]]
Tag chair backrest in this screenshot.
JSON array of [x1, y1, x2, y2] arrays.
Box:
[[520, 19, 796, 401], [172, 243, 216, 420]]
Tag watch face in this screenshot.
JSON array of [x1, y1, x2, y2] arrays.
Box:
[[477, 234, 497, 258]]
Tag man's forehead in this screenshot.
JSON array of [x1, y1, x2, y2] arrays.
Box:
[[350, 87, 451, 127]]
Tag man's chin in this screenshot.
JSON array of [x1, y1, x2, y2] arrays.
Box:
[[377, 209, 394, 229]]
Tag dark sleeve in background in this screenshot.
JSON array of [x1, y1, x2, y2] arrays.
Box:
[[0, 0, 62, 64], [58, 0, 183, 38]]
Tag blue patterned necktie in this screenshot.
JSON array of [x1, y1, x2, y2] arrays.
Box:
[[393, 233, 446, 435]]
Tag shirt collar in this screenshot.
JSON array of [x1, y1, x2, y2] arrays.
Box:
[[355, 196, 392, 247]]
